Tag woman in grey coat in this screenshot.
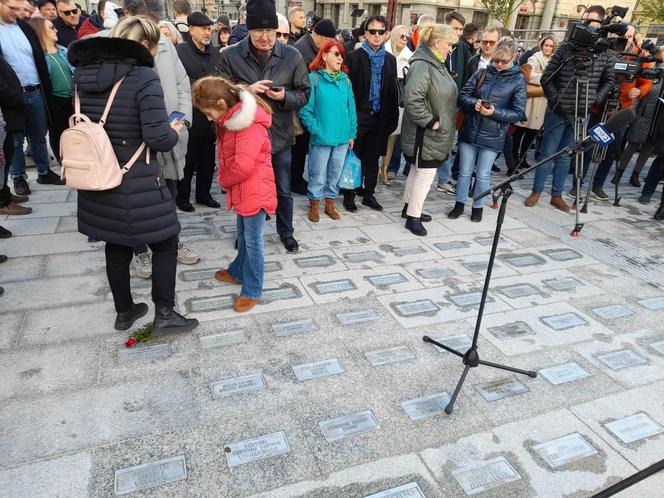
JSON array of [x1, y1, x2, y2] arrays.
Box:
[[401, 24, 458, 236]]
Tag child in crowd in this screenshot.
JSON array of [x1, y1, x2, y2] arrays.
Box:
[[191, 76, 277, 313], [298, 39, 356, 222]]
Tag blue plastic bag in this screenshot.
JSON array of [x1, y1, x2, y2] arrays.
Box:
[[337, 149, 362, 190]]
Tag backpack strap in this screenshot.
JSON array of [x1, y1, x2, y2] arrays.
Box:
[[100, 77, 126, 125], [121, 143, 148, 173]]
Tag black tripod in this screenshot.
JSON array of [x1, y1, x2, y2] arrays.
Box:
[[421, 143, 595, 414]]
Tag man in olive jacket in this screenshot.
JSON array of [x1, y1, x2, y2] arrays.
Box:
[[218, 0, 310, 254]]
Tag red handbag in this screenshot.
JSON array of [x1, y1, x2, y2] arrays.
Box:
[[456, 68, 489, 130]]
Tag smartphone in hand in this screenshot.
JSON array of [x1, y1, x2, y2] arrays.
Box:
[[481, 100, 492, 109], [168, 111, 186, 123], [268, 86, 284, 92]]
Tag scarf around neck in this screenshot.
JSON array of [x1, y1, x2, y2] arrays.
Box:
[[361, 39, 386, 113]]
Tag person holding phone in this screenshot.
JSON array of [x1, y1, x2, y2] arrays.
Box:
[[449, 37, 526, 222]]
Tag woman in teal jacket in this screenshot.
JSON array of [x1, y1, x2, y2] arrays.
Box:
[[299, 39, 357, 222]]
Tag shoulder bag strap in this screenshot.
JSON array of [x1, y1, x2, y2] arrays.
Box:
[[473, 68, 489, 97], [99, 77, 126, 125]]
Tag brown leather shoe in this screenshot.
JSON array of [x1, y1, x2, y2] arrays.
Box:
[[233, 296, 258, 312], [550, 195, 570, 212], [0, 203, 32, 215], [324, 198, 340, 220], [215, 268, 240, 284], [11, 194, 29, 204], [524, 192, 540, 207], [308, 199, 320, 222]]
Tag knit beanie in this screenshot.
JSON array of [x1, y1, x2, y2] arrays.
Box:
[[313, 18, 336, 39], [246, 0, 278, 30]]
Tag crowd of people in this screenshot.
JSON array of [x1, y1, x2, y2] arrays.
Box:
[[1, 0, 663, 331]]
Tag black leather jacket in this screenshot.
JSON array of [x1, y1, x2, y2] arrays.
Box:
[[218, 37, 310, 153], [541, 41, 615, 122]]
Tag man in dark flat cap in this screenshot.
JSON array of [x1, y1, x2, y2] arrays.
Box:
[[175, 11, 222, 211]]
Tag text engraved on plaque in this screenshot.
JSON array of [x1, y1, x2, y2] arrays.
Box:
[[541, 313, 587, 331], [363, 482, 425, 498], [272, 319, 317, 337], [533, 433, 598, 468], [114, 455, 187, 496], [596, 350, 648, 370], [200, 330, 248, 349], [210, 372, 266, 399], [592, 305, 633, 320], [393, 300, 440, 317], [319, 410, 381, 442], [224, 431, 291, 467], [539, 362, 591, 385], [604, 413, 664, 444], [292, 359, 345, 381], [452, 456, 521, 496], [367, 273, 408, 287], [118, 343, 171, 364], [337, 309, 380, 326], [365, 346, 416, 366], [402, 392, 453, 420], [313, 279, 356, 295], [475, 378, 529, 402]]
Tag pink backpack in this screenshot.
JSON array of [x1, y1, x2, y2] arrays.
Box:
[[60, 77, 149, 191]]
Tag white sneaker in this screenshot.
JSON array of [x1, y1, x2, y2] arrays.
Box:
[[436, 181, 456, 195], [177, 242, 200, 265], [132, 251, 152, 279]]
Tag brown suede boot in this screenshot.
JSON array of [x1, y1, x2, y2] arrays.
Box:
[[233, 296, 258, 312], [524, 192, 540, 207], [308, 199, 320, 222], [550, 195, 570, 212], [324, 198, 340, 220], [215, 268, 240, 284]]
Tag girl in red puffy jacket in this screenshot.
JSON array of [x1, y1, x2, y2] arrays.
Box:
[[192, 76, 277, 313]]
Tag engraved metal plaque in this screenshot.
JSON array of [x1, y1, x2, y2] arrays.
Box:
[[539, 362, 591, 385], [448, 292, 485, 307], [435, 241, 470, 251], [638, 297, 664, 310], [497, 284, 540, 299], [464, 261, 490, 273], [543, 277, 583, 292], [224, 431, 291, 467], [596, 350, 647, 370], [336, 309, 380, 326], [363, 482, 425, 498], [393, 300, 440, 316], [343, 251, 382, 263], [180, 226, 209, 237], [293, 255, 336, 268], [416, 267, 456, 279], [210, 372, 266, 398], [541, 248, 583, 261], [401, 392, 452, 420], [219, 224, 236, 234], [533, 433, 597, 468], [200, 330, 248, 349], [605, 413, 664, 444], [117, 343, 171, 363], [180, 268, 216, 281], [313, 279, 356, 295], [393, 246, 426, 257], [488, 321, 534, 339], [500, 253, 546, 268], [433, 334, 472, 353], [319, 410, 381, 442], [272, 319, 317, 337], [292, 358, 345, 381], [263, 261, 283, 273], [365, 346, 416, 366], [185, 294, 234, 312], [367, 273, 407, 287], [452, 456, 521, 496], [474, 236, 499, 246], [649, 340, 664, 355], [592, 305, 633, 320], [541, 313, 587, 331], [262, 285, 299, 301], [114, 455, 187, 496], [475, 378, 529, 402]]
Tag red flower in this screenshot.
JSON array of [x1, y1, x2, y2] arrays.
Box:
[[125, 337, 137, 348]]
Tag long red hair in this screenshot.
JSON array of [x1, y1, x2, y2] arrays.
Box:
[[308, 39, 349, 73]]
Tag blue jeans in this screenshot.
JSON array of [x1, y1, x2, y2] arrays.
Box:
[[437, 151, 453, 184], [228, 211, 265, 300], [387, 135, 411, 176], [10, 89, 50, 178], [457, 142, 498, 208], [272, 148, 294, 239], [533, 108, 573, 196], [307, 143, 348, 200]]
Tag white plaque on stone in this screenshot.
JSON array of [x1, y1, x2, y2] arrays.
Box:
[[313, 279, 356, 295], [649, 340, 664, 355], [319, 410, 381, 442], [542, 248, 583, 261], [262, 285, 299, 301], [475, 378, 529, 402], [363, 482, 425, 498], [224, 431, 291, 467], [592, 305, 633, 320], [605, 413, 664, 444], [186, 294, 234, 312], [180, 268, 217, 281], [416, 268, 456, 279], [497, 284, 540, 299], [200, 330, 248, 349], [401, 392, 452, 420], [344, 251, 382, 263], [452, 456, 521, 496], [543, 277, 583, 292], [117, 343, 171, 364], [464, 261, 490, 273], [596, 350, 647, 370], [210, 372, 266, 399], [488, 321, 534, 339], [365, 346, 416, 366], [433, 334, 473, 353], [393, 246, 426, 257], [541, 312, 587, 331], [502, 254, 546, 267], [294, 255, 336, 268], [533, 433, 598, 468], [337, 309, 380, 326], [393, 300, 440, 316], [449, 292, 485, 307], [272, 319, 317, 337], [114, 455, 187, 496], [539, 362, 591, 385], [435, 241, 469, 251], [638, 297, 664, 310], [292, 359, 345, 381], [367, 273, 408, 287]]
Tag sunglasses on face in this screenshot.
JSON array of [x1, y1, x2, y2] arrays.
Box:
[[59, 8, 78, 15], [327, 51, 342, 58], [276, 31, 289, 39], [481, 40, 496, 46], [399, 33, 409, 39], [367, 29, 386, 36]]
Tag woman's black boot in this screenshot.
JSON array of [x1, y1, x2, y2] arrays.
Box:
[[447, 202, 464, 219], [405, 216, 427, 236], [402, 203, 432, 222], [471, 207, 483, 222]]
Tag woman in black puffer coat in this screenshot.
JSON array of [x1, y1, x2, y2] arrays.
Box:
[[68, 16, 198, 336]]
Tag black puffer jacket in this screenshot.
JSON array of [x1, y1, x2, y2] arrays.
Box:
[[627, 80, 661, 145], [293, 33, 318, 67], [541, 41, 615, 122], [68, 37, 180, 247], [218, 36, 310, 154], [0, 55, 25, 133]]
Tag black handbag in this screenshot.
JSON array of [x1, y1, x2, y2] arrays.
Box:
[[397, 67, 408, 108]]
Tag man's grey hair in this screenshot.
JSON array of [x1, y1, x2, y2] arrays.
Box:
[[416, 14, 435, 28], [123, 0, 164, 21]]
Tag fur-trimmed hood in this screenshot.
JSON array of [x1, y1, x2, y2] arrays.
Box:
[[220, 90, 272, 132], [69, 37, 154, 93]]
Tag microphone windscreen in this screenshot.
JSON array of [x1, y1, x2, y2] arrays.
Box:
[[604, 108, 636, 133]]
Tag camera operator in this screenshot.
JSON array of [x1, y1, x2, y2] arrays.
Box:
[[525, 5, 614, 212], [573, 25, 657, 198]]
